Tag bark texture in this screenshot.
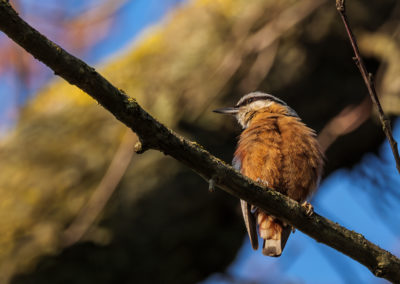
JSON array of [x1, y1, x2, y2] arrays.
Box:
[[0, 0, 399, 283]]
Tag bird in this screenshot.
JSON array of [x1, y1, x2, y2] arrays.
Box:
[[213, 92, 324, 257]]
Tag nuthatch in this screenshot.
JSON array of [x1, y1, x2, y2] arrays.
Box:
[[214, 92, 324, 257]]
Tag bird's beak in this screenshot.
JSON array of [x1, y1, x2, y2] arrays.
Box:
[[213, 107, 238, 115]]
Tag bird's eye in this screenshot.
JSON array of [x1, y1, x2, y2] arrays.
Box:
[[236, 97, 258, 107]]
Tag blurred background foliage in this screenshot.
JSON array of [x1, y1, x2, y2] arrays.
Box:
[[0, 0, 399, 283]]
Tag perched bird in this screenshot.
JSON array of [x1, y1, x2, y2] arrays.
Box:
[[214, 92, 324, 257]]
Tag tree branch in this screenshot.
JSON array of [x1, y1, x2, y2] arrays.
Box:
[[336, 0, 400, 174], [318, 96, 372, 153], [0, 1, 399, 282], [62, 130, 137, 247]]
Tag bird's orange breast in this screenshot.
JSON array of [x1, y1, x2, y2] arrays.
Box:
[[234, 109, 323, 202]]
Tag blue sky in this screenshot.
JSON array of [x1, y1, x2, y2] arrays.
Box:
[[1, 1, 399, 283]]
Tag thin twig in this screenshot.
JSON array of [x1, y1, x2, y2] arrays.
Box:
[[318, 96, 372, 153], [62, 130, 136, 247], [1, 1, 400, 282], [336, 0, 400, 174]]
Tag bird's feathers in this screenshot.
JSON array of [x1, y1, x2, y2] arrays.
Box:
[[240, 199, 258, 250], [225, 92, 323, 257], [234, 156, 259, 250], [258, 212, 291, 257]]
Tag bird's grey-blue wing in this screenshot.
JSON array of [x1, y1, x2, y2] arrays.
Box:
[[233, 156, 258, 250]]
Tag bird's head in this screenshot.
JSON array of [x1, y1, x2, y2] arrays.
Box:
[[213, 92, 298, 128]]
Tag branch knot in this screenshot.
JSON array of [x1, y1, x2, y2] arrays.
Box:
[[335, 0, 345, 12], [134, 140, 149, 154]]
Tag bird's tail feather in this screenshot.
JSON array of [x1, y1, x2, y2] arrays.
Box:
[[258, 212, 291, 257], [240, 199, 258, 250]]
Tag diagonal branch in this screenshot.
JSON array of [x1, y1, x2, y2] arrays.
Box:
[[336, 0, 400, 174], [0, 1, 399, 282], [318, 96, 372, 153], [62, 130, 137, 247]]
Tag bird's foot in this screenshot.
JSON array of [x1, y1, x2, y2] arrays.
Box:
[[301, 201, 314, 217], [256, 178, 269, 187]]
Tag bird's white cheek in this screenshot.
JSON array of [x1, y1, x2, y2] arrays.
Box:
[[236, 112, 248, 129]]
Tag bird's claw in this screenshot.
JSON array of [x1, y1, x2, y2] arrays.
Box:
[[301, 201, 314, 217], [256, 178, 269, 187]]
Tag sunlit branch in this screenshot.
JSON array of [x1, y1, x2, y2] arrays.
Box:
[[0, 1, 399, 282]]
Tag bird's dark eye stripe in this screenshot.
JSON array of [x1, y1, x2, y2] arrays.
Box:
[[236, 96, 270, 107], [236, 95, 289, 108]]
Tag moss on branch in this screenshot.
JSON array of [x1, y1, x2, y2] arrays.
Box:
[[0, 1, 399, 282]]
